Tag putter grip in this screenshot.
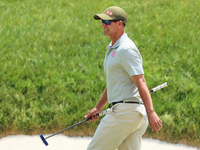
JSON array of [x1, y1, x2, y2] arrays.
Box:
[[98, 109, 110, 117], [87, 109, 110, 120], [149, 82, 168, 92]]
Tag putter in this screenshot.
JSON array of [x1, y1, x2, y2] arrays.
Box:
[[39, 109, 109, 146], [40, 82, 168, 146]]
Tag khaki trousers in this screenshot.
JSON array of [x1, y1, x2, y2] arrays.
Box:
[[87, 103, 148, 150]]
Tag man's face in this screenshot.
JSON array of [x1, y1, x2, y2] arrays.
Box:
[[102, 20, 118, 37]]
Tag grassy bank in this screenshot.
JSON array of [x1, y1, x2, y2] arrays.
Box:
[[0, 0, 199, 147]]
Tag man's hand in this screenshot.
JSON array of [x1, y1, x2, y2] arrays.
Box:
[[147, 111, 162, 133], [84, 107, 100, 122]]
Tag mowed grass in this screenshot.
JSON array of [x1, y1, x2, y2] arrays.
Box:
[[0, 0, 199, 147]]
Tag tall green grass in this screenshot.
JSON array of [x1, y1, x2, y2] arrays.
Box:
[[0, 0, 199, 147]]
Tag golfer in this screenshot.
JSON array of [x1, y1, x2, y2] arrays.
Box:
[[85, 6, 162, 150]]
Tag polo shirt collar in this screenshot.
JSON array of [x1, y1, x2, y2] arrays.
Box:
[[107, 33, 127, 49]]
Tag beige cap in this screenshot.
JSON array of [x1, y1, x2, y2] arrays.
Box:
[[94, 6, 127, 24]]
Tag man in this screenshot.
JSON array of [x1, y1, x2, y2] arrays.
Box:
[[85, 6, 162, 150]]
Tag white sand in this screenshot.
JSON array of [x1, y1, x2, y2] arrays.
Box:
[[0, 134, 199, 150]]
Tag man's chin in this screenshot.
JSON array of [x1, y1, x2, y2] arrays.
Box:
[[104, 33, 109, 36]]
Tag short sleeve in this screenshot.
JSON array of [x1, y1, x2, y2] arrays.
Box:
[[120, 48, 144, 77]]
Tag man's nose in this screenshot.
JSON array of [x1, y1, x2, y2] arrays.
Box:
[[102, 23, 107, 28]]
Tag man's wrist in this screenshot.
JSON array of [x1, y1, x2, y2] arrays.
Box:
[[146, 108, 155, 115]]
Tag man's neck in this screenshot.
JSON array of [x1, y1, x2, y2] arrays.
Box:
[[110, 31, 125, 46]]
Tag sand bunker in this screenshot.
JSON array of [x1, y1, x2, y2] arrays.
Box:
[[0, 134, 198, 150]]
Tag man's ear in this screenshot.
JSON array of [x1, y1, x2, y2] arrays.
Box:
[[118, 20, 123, 27]]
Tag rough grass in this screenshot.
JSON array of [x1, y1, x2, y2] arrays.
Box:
[[0, 0, 199, 147]]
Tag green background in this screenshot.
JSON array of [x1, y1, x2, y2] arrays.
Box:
[[0, 0, 199, 147]]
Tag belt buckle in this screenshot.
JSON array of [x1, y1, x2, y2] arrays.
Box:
[[109, 103, 114, 108]]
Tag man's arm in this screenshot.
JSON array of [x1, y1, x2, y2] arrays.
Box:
[[84, 87, 108, 122], [131, 74, 162, 133]]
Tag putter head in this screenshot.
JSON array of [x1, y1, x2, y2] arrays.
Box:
[[39, 134, 48, 146]]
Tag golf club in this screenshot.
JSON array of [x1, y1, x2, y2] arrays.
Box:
[[39, 82, 168, 146], [39, 109, 109, 146]]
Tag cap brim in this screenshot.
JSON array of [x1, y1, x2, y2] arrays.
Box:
[[94, 14, 113, 20]]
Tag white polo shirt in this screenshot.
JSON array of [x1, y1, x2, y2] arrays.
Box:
[[104, 34, 144, 104]]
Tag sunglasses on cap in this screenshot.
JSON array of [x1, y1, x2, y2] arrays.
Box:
[[101, 20, 122, 25]]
